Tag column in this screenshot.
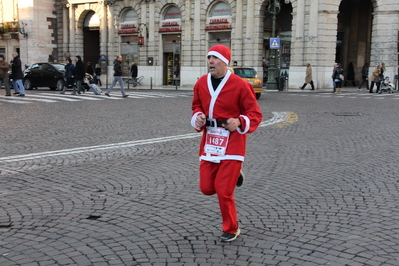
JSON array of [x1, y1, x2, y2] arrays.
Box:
[[63, 6, 69, 57], [68, 4, 76, 56], [234, 0, 243, 65]]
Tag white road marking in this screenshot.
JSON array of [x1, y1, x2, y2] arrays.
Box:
[[0, 112, 288, 163], [40, 93, 104, 101], [27, 94, 81, 101]]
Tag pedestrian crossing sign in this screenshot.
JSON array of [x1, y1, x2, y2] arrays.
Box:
[[270, 38, 280, 49]]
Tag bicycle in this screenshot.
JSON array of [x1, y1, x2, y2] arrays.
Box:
[[127, 75, 144, 88]]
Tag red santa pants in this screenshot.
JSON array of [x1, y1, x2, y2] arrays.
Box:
[[199, 160, 242, 234]]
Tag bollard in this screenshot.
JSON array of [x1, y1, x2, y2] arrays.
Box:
[[150, 77, 152, 90]]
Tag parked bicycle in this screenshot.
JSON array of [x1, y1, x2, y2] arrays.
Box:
[[127, 75, 144, 88]]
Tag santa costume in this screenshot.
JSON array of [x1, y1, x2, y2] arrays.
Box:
[[191, 44, 262, 239]]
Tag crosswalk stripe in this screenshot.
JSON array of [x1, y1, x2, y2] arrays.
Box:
[[0, 98, 30, 104], [28, 94, 81, 101], [39, 93, 103, 100], [0, 96, 57, 102]]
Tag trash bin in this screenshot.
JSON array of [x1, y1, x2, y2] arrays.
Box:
[[277, 76, 285, 91]]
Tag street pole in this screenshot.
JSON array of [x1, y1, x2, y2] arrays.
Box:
[[266, 0, 280, 90]]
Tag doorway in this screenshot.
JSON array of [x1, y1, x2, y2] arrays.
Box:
[[336, 0, 372, 84]]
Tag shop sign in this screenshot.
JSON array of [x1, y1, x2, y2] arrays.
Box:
[[162, 21, 179, 27], [120, 24, 136, 29], [118, 29, 139, 34], [205, 24, 232, 30], [159, 27, 182, 32], [210, 18, 228, 24]]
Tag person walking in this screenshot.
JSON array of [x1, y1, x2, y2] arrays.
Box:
[[358, 62, 369, 91], [344, 62, 355, 86], [130, 62, 138, 87], [86, 62, 94, 76], [0, 54, 11, 96], [369, 64, 381, 93], [60, 58, 75, 94], [73, 55, 86, 95], [105, 55, 129, 98], [332, 63, 343, 93], [299, 62, 315, 90], [94, 64, 102, 86], [191, 44, 262, 242], [11, 52, 25, 97]]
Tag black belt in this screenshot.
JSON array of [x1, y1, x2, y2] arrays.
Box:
[[206, 119, 227, 127]]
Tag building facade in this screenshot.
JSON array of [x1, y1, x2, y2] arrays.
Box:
[[1, 0, 399, 90]]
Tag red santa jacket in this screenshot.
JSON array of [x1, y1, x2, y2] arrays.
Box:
[[191, 71, 263, 162]]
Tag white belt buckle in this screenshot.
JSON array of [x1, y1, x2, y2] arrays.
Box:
[[207, 118, 217, 129]]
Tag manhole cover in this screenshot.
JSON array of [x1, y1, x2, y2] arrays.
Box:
[[332, 112, 361, 116]]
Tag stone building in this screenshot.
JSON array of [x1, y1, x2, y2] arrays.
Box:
[[1, 0, 398, 90]]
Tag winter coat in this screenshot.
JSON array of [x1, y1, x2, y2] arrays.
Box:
[[11, 55, 24, 79], [305, 66, 312, 83], [64, 63, 75, 79], [0, 60, 9, 78], [370, 67, 381, 83], [130, 64, 138, 78], [74, 60, 86, 81], [113, 60, 122, 76]]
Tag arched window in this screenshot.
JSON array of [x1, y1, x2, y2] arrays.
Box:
[[164, 6, 182, 20], [122, 9, 138, 23], [210, 2, 232, 17]]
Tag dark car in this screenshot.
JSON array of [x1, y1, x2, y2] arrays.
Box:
[[23, 63, 65, 90]]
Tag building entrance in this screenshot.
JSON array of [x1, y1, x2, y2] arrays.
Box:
[[336, 0, 372, 85], [162, 34, 180, 86]]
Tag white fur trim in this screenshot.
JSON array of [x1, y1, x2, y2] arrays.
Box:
[[191, 112, 204, 129], [237, 115, 250, 134], [207, 51, 229, 65], [200, 154, 244, 162]]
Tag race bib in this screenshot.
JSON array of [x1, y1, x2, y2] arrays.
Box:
[[204, 127, 230, 156]]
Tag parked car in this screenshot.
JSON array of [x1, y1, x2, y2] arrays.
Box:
[[228, 66, 263, 99], [23, 63, 65, 90]]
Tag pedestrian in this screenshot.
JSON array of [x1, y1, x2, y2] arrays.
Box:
[[0, 54, 11, 96], [130, 62, 138, 87], [105, 55, 129, 98], [73, 55, 86, 95], [332, 63, 343, 93], [11, 52, 25, 97], [94, 63, 102, 86], [233, 61, 238, 66], [299, 62, 315, 90], [60, 58, 75, 94], [379, 62, 386, 81], [369, 64, 381, 93], [344, 62, 355, 86], [191, 44, 262, 242], [86, 61, 94, 76], [358, 62, 369, 91]]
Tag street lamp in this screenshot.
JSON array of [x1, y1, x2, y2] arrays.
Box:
[[266, 0, 282, 90]]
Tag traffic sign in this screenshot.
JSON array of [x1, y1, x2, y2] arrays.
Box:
[[270, 38, 280, 49]]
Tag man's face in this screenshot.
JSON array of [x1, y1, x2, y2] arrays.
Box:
[[208, 55, 227, 79], [75, 57, 79, 62], [12, 53, 17, 58], [0, 57, 4, 62], [117, 56, 122, 61]]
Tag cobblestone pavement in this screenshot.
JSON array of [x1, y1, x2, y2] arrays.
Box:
[[1, 88, 399, 265]]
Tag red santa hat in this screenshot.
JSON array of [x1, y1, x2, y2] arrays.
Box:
[[207, 44, 231, 65]]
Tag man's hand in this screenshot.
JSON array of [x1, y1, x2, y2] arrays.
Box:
[[222, 118, 241, 132], [195, 114, 206, 129]]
